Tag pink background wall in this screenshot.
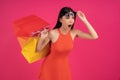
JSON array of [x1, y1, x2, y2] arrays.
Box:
[[0, 0, 120, 80]]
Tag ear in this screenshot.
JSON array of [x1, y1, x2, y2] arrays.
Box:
[[59, 18, 62, 23]]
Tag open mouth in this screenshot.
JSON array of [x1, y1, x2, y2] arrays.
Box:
[[68, 25, 72, 27]]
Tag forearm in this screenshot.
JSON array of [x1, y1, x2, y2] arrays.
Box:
[[83, 20, 98, 39], [77, 11, 98, 39], [36, 38, 45, 52], [36, 36, 50, 52]]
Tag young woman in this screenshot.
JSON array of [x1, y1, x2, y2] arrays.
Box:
[[36, 7, 98, 80]]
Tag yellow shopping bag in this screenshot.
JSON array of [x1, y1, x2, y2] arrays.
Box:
[[21, 37, 50, 64]]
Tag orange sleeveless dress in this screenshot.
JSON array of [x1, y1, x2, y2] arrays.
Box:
[[39, 28, 73, 80]]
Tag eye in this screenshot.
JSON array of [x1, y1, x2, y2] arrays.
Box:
[[64, 12, 75, 19], [71, 14, 75, 19], [70, 13, 75, 17], [65, 13, 70, 19]]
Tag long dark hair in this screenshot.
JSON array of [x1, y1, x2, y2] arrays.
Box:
[[53, 7, 76, 29]]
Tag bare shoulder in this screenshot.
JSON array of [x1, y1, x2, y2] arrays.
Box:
[[49, 29, 58, 36], [71, 28, 83, 35], [71, 28, 81, 32], [71, 29, 76, 33], [49, 29, 58, 33], [70, 28, 83, 39], [70, 28, 79, 35], [48, 29, 59, 42], [70, 29, 78, 40]]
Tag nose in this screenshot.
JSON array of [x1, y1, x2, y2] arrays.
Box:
[[69, 18, 74, 24]]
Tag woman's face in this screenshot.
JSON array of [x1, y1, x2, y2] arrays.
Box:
[[60, 12, 75, 29]]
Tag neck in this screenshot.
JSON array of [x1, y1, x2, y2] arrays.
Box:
[[59, 26, 70, 34]]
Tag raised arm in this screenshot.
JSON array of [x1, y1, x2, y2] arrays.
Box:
[[75, 11, 99, 39]]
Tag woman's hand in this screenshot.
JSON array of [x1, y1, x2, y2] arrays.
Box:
[[77, 11, 87, 22], [39, 27, 49, 39], [31, 27, 49, 38]]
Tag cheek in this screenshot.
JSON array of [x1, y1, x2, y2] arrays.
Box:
[[72, 19, 75, 24], [61, 19, 68, 24], [72, 19, 74, 22], [73, 20, 75, 24]]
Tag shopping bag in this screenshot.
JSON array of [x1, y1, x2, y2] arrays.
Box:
[[21, 37, 50, 64], [13, 15, 50, 63], [14, 15, 50, 37]]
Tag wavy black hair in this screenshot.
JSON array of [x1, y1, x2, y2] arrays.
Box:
[[53, 7, 76, 29]]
